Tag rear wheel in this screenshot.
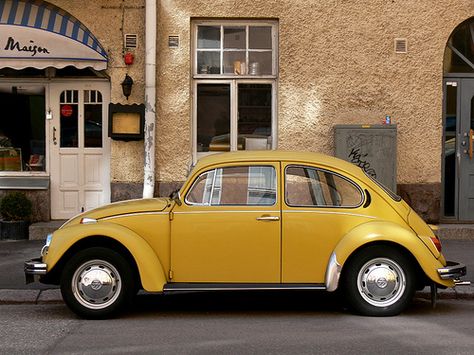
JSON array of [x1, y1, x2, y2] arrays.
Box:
[[60, 247, 135, 319], [343, 246, 416, 316]]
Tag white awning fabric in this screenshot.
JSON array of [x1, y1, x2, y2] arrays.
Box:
[[0, 0, 108, 71]]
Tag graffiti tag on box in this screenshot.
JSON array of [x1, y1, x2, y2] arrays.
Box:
[[347, 135, 377, 178]]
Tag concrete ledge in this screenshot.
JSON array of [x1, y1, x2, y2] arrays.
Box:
[[37, 289, 63, 304], [29, 220, 65, 241], [438, 224, 474, 240]]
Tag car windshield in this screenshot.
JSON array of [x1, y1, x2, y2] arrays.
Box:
[[363, 170, 401, 202]]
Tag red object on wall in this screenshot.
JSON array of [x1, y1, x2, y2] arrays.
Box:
[[124, 52, 134, 65], [61, 105, 73, 117]]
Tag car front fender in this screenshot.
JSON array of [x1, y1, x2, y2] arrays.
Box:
[[44, 222, 167, 292], [325, 220, 453, 291]]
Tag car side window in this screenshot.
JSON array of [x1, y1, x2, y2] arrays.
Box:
[[285, 166, 363, 208], [186, 165, 277, 206]]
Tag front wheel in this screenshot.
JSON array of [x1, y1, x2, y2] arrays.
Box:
[[343, 246, 416, 316], [60, 247, 135, 319]]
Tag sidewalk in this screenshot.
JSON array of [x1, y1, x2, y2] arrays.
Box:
[[0, 235, 472, 305]]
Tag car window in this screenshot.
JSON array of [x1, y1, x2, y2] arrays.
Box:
[[285, 166, 363, 208], [186, 165, 277, 206]]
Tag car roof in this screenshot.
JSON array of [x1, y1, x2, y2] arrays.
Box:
[[193, 150, 365, 178]]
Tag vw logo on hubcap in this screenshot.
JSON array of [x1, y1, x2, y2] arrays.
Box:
[[376, 277, 388, 289], [90, 279, 103, 291]]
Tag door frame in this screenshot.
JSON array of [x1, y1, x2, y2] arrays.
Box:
[[49, 79, 111, 219], [441, 77, 474, 221]]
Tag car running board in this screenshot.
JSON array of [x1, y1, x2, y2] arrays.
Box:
[[163, 283, 327, 292]]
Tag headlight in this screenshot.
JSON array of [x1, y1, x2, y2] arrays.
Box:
[[41, 233, 53, 257]]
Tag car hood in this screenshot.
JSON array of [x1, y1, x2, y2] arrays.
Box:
[[62, 198, 171, 228]]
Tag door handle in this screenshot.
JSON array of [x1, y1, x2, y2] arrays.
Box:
[[256, 215, 280, 221], [53, 127, 57, 145], [470, 129, 473, 160]]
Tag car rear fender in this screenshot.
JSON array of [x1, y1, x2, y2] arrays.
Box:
[[326, 220, 453, 291], [44, 222, 167, 292]]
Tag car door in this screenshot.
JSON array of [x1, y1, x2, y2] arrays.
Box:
[[170, 162, 281, 283], [281, 163, 367, 283]]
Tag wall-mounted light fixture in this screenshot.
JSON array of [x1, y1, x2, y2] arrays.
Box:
[[121, 74, 134, 100], [108, 103, 145, 141]]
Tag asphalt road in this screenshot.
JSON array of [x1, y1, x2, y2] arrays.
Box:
[[0, 297, 473, 354]]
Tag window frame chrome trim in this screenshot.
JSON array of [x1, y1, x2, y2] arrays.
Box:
[[284, 164, 365, 209]]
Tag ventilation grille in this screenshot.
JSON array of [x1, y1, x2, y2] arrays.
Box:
[[394, 38, 407, 53], [124, 34, 138, 49]]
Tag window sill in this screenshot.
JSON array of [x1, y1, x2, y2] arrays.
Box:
[[0, 173, 49, 190]]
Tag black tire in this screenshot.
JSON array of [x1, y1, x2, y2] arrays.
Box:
[[60, 247, 135, 319], [342, 245, 416, 316]]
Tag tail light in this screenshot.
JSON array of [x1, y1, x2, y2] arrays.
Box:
[[430, 236, 442, 252]]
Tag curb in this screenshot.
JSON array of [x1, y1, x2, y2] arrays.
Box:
[[0, 289, 63, 305]]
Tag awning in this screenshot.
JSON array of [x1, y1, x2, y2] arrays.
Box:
[[0, 0, 108, 70]]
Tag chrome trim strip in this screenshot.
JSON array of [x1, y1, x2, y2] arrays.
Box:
[[102, 211, 169, 220], [325, 252, 342, 292], [283, 210, 377, 219], [173, 210, 279, 215], [163, 284, 326, 292]]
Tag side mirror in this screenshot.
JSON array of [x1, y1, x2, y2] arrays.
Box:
[[170, 189, 182, 206]]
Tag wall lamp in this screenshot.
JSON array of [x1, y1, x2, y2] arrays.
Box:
[[121, 74, 134, 100]]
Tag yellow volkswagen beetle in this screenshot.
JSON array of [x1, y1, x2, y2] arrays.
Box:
[[25, 151, 467, 318]]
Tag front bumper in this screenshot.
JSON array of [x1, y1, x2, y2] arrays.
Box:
[[24, 257, 47, 284], [437, 261, 467, 280]]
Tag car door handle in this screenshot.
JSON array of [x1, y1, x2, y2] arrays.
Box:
[[256, 215, 280, 221]]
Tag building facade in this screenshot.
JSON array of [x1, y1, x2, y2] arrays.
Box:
[[0, 0, 473, 223]]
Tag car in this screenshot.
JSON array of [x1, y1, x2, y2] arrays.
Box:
[[25, 151, 467, 318]]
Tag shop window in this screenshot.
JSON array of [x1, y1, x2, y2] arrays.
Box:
[[193, 20, 278, 160], [0, 85, 46, 172]]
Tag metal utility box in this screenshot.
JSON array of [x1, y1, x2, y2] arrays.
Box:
[[334, 124, 397, 191]]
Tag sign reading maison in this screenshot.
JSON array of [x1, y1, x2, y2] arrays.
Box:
[[3, 36, 50, 57], [0, 25, 107, 70]]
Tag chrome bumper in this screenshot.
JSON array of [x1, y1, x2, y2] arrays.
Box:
[[24, 258, 47, 284], [437, 261, 467, 280]]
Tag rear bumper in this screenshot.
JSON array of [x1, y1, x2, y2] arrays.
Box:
[[24, 258, 47, 284], [437, 261, 467, 280]]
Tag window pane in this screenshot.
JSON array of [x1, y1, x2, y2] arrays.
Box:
[[249, 52, 273, 75], [249, 26, 272, 49], [197, 26, 220, 49], [197, 51, 221, 74], [186, 170, 215, 205], [60, 103, 78, 148], [0, 86, 45, 171], [223, 51, 246, 74], [197, 84, 230, 152], [84, 103, 102, 148], [224, 27, 245, 49], [238, 84, 272, 150], [285, 166, 362, 207]]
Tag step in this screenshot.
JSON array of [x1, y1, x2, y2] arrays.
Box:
[[29, 220, 66, 241]]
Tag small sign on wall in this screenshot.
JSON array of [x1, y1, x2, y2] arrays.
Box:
[[168, 36, 179, 48]]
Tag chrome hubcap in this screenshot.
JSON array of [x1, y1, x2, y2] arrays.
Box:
[[72, 260, 121, 310], [357, 257, 406, 307]]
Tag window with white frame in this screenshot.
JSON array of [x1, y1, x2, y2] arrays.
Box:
[[192, 20, 278, 160]]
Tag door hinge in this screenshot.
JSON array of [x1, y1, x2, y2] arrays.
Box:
[[169, 211, 174, 221], [169, 270, 173, 280]]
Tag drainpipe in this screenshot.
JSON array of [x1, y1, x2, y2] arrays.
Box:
[[143, 0, 156, 198]]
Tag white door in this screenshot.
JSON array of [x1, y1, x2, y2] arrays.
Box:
[[50, 82, 110, 220]]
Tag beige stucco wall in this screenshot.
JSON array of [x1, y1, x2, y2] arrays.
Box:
[[51, 0, 146, 183], [53, 0, 474, 186]]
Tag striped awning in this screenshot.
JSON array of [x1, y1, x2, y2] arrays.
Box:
[[0, 0, 108, 70]]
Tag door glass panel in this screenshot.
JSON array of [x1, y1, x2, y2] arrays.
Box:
[[197, 84, 230, 152], [84, 90, 103, 148], [186, 166, 276, 206], [238, 84, 272, 150], [60, 90, 79, 148], [443, 84, 457, 216]]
